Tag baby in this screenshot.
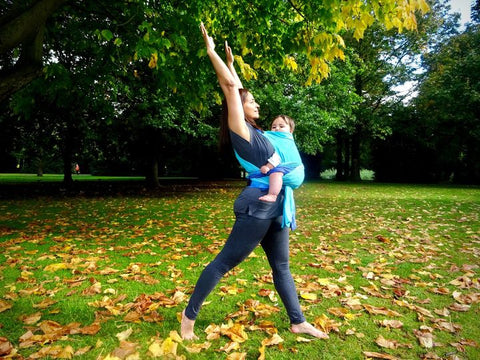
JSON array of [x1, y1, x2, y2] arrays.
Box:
[[259, 115, 297, 202]]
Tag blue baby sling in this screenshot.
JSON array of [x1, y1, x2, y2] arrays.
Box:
[[235, 131, 305, 230]]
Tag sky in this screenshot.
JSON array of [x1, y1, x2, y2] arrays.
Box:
[[393, 0, 474, 101], [450, 0, 473, 27]]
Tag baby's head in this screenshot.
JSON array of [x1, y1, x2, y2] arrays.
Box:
[[271, 115, 295, 133]]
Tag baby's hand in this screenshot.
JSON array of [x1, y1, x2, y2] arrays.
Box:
[[260, 165, 270, 174]]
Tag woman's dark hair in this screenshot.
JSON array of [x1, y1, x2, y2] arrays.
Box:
[[219, 88, 262, 151]]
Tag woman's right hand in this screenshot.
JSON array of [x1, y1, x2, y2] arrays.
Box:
[[225, 41, 234, 66], [200, 22, 215, 52]]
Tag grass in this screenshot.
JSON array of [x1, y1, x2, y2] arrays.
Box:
[[0, 181, 479, 359], [0, 173, 147, 183]]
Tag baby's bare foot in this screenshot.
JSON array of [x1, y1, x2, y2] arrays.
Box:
[[259, 194, 277, 202], [291, 321, 329, 339], [181, 309, 198, 340]]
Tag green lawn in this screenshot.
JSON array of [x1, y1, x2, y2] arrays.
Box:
[[0, 173, 146, 183], [0, 182, 479, 359]]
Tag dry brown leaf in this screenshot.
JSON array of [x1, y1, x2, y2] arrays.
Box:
[[73, 346, 92, 356], [0, 337, 13, 356], [363, 351, 399, 359], [111, 340, 138, 359], [28, 345, 74, 359], [218, 341, 240, 353], [19, 312, 42, 325], [377, 319, 404, 329], [33, 298, 57, 309], [448, 303, 471, 312], [116, 328, 133, 341], [226, 352, 247, 360], [261, 333, 284, 347], [413, 329, 434, 348], [375, 335, 412, 349], [184, 341, 211, 354], [0, 300, 12, 313], [363, 304, 402, 317]]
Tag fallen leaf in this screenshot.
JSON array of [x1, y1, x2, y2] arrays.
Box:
[[375, 335, 412, 349], [220, 321, 249, 343], [19, 312, 42, 325], [43, 263, 69, 272], [363, 351, 399, 359], [116, 328, 133, 341], [377, 320, 404, 329], [184, 341, 211, 353], [413, 329, 434, 348], [261, 333, 283, 347], [0, 300, 12, 313], [0, 337, 13, 356], [218, 341, 240, 353], [226, 352, 246, 360]]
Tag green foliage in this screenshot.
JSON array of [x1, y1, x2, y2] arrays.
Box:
[[415, 24, 480, 182]]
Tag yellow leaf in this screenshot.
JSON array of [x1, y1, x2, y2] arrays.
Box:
[[300, 292, 317, 301], [148, 52, 158, 69], [226, 352, 247, 360], [261, 333, 284, 347], [44, 263, 68, 272], [184, 341, 211, 353]]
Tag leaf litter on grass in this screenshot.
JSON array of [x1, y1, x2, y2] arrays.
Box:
[[0, 183, 479, 359]]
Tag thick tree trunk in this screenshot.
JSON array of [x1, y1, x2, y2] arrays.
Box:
[[344, 137, 351, 179], [0, 0, 67, 101], [0, 0, 67, 53], [335, 130, 346, 181], [350, 127, 361, 181]]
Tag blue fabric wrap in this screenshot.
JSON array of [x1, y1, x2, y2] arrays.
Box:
[[234, 131, 304, 230]]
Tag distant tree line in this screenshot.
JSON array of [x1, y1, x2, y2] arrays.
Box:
[[0, 0, 479, 185]]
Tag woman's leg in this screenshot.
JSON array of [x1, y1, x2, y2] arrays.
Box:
[[183, 213, 272, 328], [260, 216, 305, 324], [261, 217, 329, 338]]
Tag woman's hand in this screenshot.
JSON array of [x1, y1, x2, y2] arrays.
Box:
[[225, 41, 234, 67], [200, 22, 215, 52]]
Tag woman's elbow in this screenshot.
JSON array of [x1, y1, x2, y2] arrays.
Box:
[[220, 80, 238, 94]]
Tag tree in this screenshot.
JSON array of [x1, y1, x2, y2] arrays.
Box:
[[414, 24, 480, 182], [2, 0, 431, 184], [0, 0, 68, 102]]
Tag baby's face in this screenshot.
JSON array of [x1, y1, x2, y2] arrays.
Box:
[[271, 117, 291, 133]]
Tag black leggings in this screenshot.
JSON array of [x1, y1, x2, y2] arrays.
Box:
[[184, 212, 306, 324]]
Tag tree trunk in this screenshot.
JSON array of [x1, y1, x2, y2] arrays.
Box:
[[345, 137, 351, 179], [335, 130, 346, 181], [0, 0, 67, 53], [350, 127, 361, 181], [0, 0, 68, 101]]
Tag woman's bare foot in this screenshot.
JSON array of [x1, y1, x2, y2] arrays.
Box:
[[181, 309, 199, 340], [291, 321, 329, 339], [259, 194, 277, 202]]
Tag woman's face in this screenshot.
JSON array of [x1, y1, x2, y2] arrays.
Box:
[[243, 92, 260, 120]]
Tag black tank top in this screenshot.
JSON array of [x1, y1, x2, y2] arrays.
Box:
[[229, 124, 275, 168], [230, 123, 283, 219]]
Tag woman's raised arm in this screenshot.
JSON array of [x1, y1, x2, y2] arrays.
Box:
[[200, 23, 249, 141], [225, 40, 243, 89]]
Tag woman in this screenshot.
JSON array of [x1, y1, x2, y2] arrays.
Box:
[[180, 23, 328, 341]]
